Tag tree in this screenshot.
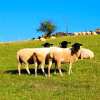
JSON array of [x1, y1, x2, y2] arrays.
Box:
[[37, 21, 56, 37]]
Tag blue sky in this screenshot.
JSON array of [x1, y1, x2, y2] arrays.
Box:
[[0, 0, 100, 42]]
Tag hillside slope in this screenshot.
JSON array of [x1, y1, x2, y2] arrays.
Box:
[[0, 35, 100, 100]]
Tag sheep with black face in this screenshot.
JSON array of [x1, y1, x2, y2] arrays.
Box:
[[48, 43, 82, 77]]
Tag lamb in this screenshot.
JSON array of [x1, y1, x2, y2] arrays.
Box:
[[48, 43, 82, 77], [79, 48, 94, 59]]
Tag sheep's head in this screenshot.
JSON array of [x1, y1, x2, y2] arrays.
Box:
[[60, 41, 71, 48], [71, 43, 82, 55], [42, 42, 53, 47]]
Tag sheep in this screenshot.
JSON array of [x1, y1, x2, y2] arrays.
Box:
[[17, 48, 50, 76], [17, 48, 36, 75], [42, 42, 53, 47], [33, 48, 51, 77], [40, 37, 46, 41], [91, 32, 97, 35], [79, 48, 94, 59], [74, 32, 79, 36], [47, 43, 82, 77], [50, 36, 56, 39], [33, 41, 71, 77], [81, 32, 86, 35], [59, 41, 71, 48]]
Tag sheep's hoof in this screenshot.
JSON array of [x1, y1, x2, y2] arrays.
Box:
[[54, 71, 57, 75], [68, 72, 72, 75], [45, 74, 47, 77], [28, 72, 31, 75], [35, 74, 37, 77], [48, 74, 51, 77], [18, 73, 21, 76], [60, 74, 63, 77]]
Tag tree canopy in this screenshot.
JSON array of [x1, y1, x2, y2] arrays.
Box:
[[37, 21, 56, 37]]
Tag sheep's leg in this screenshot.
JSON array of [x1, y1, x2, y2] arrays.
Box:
[[25, 63, 30, 75], [48, 59, 52, 77], [57, 61, 63, 77], [54, 62, 57, 75], [68, 63, 72, 75], [18, 63, 21, 75], [34, 62, 38, 77], [41, 62, 47, 77]]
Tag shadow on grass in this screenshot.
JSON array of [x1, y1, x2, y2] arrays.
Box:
[[4, 68, 66, 75]]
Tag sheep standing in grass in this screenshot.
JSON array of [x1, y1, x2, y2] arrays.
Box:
[[33, 42, 53, 76], [48, 43, 82, 77], [17, 48, 36, 75], [33, 41, 71, 77], [17, 42, 53, 76], [33, 48, 51, 77], [79, 48, 94, 59]]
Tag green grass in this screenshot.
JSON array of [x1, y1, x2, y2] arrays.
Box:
[[0, 35, 100, 100]]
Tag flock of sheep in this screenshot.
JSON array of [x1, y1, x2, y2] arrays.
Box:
[[17, 41, 94, 77], [74, 31, 97, 36]]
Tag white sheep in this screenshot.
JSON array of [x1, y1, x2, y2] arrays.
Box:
[[33, 48, 51, 77], [50, 36, 56, 39], [33, 41, 71, 77], [40, 37, 46, 41], [17, 48, 36, 75], [48, 43, 82, 77], [91, 32, 97, 35], [74, 32, 79, 36], [17, 47, 51, 76], [81, 32, 86, 35], [79, 48, 94, 59]]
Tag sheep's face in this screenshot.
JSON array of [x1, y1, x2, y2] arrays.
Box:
[[71, 43, 82, 55], [42, 42, 53, 47], [60, 41, 71, 48]]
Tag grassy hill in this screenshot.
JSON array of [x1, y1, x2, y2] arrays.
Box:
[[0, 35, 100, 100]]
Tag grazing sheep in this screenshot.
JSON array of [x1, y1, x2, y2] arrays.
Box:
[[81, 32, 86, 35], [48, 43, 82, 77], [91, 32, 97, 35], [79, 48, 94, 59], [40, 37, 46, 41], [74, 32, 79, 36], [50, 36, 56, 39]]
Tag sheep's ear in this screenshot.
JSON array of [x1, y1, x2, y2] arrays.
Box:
[[68, 42, 71, 44], [72, 43, 82, 47], [79, 43, 83, 46], [50, 43, 53, 46]]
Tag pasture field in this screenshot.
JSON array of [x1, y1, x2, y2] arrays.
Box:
[[0, 35, 100, 100]]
